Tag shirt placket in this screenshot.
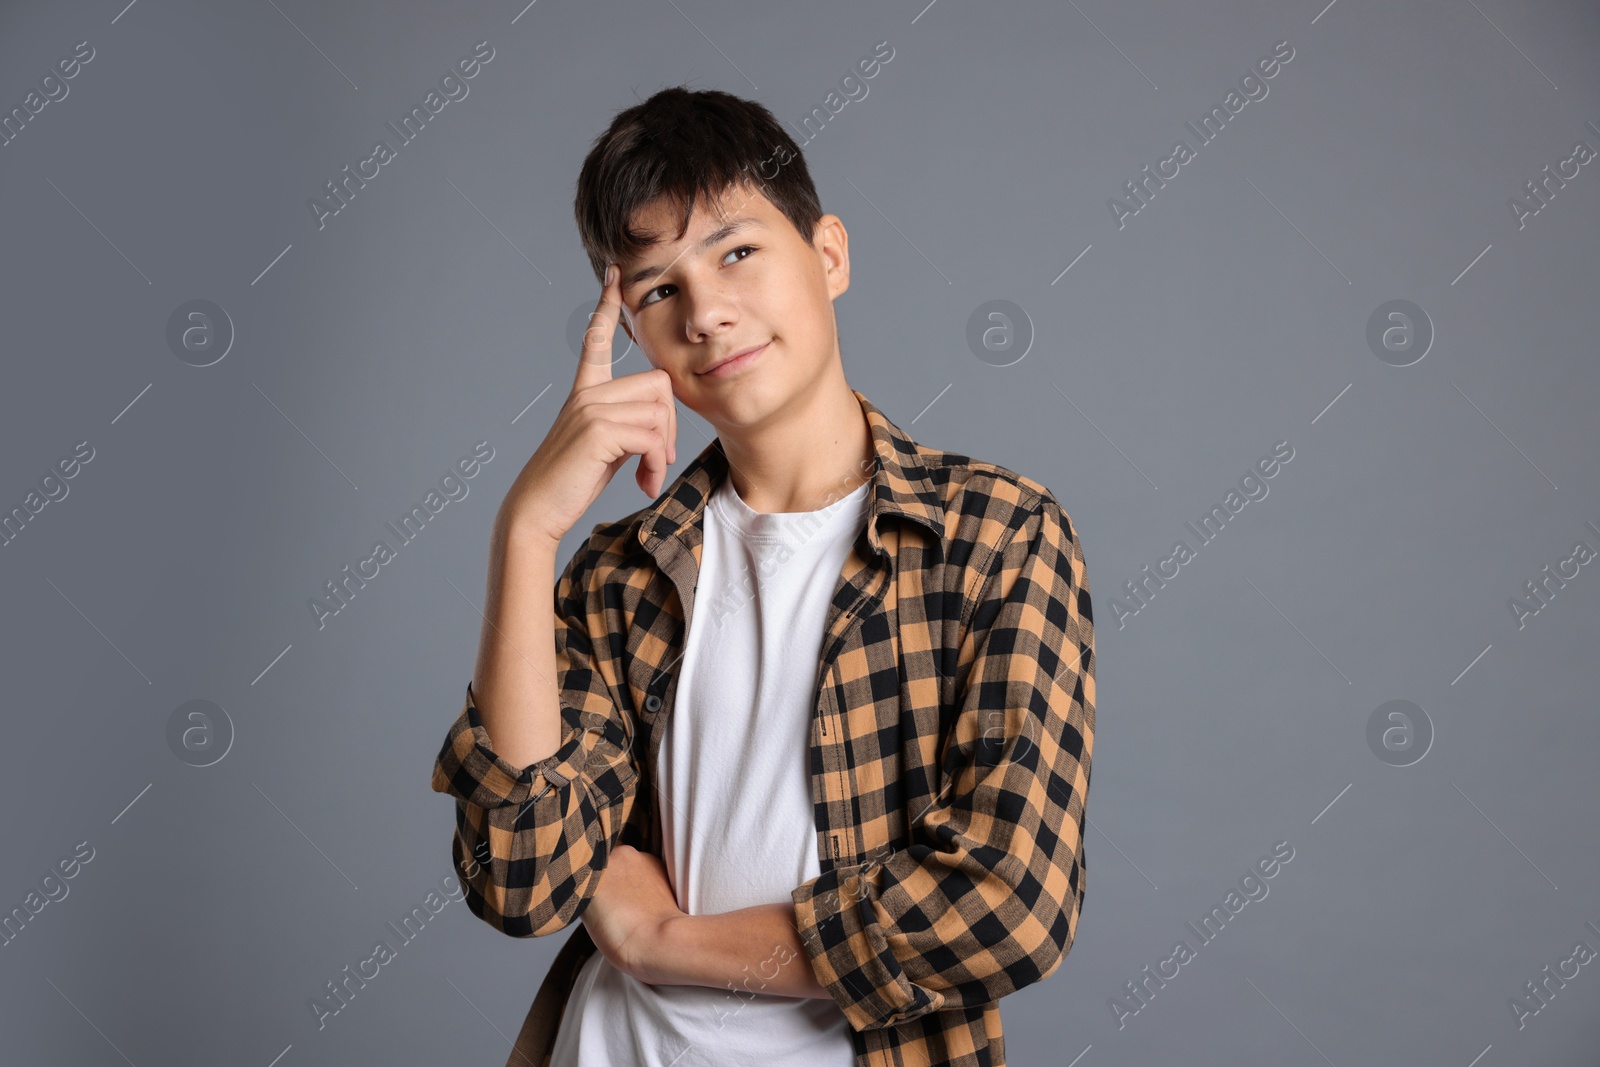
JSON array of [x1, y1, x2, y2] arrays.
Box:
[[808, 539, 889, 872], [635, 528, 700, 859]]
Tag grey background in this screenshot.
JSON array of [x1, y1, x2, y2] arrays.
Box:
[[2, 0, 1597, 1064]]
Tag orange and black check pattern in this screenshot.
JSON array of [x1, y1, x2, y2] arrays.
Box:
[[431, 389, 1096, 1067]]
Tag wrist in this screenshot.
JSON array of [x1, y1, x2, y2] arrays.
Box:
[[497, 507, 564, 558], [630, 913, 691, 986]]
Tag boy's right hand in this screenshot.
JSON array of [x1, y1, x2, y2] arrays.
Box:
[[500, 263, 679, 548]]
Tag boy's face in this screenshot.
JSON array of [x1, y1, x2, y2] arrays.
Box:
[[614, 180, 850, 433]]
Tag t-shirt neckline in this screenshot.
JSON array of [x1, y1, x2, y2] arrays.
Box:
[[709, 474, 871, 546]]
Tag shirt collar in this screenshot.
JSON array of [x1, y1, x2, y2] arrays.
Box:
[[635, 388, 945, 558]]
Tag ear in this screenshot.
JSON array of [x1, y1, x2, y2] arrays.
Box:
[[814, 214, 850, 300]]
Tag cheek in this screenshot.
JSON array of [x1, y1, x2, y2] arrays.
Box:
[[638, 347, 688, 391], [786, 276, 836, 339], [763, 265, 820, 325]]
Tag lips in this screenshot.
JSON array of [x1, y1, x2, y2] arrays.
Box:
[[698, 341, 769, 377]]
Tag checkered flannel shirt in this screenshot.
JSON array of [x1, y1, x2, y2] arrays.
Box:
[[431, 388, 1096, 1067]]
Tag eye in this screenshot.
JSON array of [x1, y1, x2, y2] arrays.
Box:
[[637, 246, 757, 309]]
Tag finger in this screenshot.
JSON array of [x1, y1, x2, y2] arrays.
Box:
[[596, 419, 665, 466], [655, 372, 678, 466], [645, 387, 675, 480], [635, 434, 669, 498], [595, 419, 666, 497], [608, 402, 667, 497], [585, 399, 673, 434], [574, 263, 624, 394]]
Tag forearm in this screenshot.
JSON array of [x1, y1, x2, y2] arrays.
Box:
[[470, 512, 564, 769], [645, 903, 831, 1001]]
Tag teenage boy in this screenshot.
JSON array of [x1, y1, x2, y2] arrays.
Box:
[[431, 87, 1096, 1067]]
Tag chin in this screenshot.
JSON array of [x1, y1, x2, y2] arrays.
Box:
[[698, 378, 792, 431]]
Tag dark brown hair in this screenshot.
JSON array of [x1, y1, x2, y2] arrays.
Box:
[[573, 87, 823, 285]]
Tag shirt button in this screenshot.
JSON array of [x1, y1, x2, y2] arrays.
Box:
[[644, 694, 662, 713]]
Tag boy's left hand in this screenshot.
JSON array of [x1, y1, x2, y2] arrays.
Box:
[[581, 844, 683, 984]]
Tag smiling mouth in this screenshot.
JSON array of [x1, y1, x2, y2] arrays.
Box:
[[698, 341, 769, 377]]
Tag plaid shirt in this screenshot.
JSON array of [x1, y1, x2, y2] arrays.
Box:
[[431, 389, 1096, 1067]]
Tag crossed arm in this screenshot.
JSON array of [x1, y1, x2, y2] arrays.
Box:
[[581, 846, 831, 1000]]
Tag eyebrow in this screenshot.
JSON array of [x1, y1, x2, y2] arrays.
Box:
[[620, 216, 767, 294]]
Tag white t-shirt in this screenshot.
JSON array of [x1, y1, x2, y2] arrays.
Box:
[[549, 472, 871, 1067]]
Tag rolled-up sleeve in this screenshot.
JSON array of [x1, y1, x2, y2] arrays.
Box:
[[790, 492, 1095, 1032], [430, 533, 640, 939]]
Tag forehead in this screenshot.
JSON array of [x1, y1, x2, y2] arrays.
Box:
[[627, 180, 779, 248]]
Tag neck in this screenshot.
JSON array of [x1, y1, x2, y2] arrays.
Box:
[[715, 369, 874, 514]]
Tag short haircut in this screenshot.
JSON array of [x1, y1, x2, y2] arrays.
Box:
[[573, 87, 823, 285]]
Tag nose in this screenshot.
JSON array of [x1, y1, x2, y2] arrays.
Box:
[[680, 285, 739, 344]]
